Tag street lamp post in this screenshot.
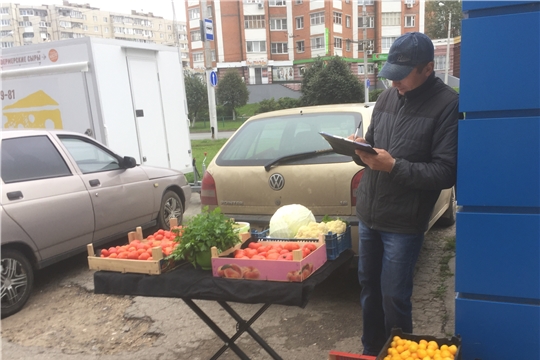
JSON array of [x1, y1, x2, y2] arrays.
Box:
[[444, 11, 452, 85], [439, 2, 452, 85]]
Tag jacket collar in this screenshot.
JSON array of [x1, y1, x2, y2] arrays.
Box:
[[397, 72, 437, 101]]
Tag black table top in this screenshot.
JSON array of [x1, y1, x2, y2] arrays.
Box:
[[94, 249, 354, 308]]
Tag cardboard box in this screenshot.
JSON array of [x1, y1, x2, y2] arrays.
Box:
[[211, 234, 327, 282], [376, 328, 461, 360]]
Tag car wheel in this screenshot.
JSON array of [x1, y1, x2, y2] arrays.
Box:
[[1, 249, 34, 318], [436, 189, 456, 227], [158, 190, 184, 230]]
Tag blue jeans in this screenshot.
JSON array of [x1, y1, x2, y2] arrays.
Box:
[[357, 221, 424, 356]]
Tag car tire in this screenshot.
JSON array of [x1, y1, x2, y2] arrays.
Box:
[[157, 190, 184, 230], [1, 249, 34, 319], [436, 189, 456, 227]]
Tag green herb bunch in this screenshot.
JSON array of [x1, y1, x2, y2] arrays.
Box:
[[168, 207, 241, 268]]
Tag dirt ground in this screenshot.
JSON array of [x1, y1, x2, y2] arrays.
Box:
[[1, 220, 456, 359]]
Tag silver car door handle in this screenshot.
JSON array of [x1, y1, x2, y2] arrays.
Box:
[[7, 191, 23, 200], [89, 179, 100, 187]]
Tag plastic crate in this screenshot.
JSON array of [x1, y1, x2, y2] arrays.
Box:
[[252, 225, 352, 261], [376, 328, 461, 360]]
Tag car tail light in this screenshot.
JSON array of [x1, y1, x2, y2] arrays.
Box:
[[201, 171, 218, 205], [351, 169, 365, 206]]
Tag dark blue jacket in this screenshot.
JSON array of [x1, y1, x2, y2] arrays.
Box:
[[355, 74, 459, 233]]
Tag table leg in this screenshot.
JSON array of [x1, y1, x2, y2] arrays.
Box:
[[218, 302, 283, 360], [182, 298, 251, 360]]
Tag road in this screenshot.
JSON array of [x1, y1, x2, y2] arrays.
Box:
[[1, 192, 456, 360]]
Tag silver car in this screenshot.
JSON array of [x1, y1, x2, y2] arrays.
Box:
[[1, 129, 191, 317]]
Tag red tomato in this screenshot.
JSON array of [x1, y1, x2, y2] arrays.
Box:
[[100, 249, 109, 257], [248, 242, 262, 250]]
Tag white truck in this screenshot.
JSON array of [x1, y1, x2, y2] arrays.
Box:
[[1, 37, 193, 174]]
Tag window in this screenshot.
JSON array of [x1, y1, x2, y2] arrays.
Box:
[[93, 16, 98, 21], [188, 8, 200, 20], [168, 25, 172, 30], [94, 26, 98, 32], [1, 136, 71, 183], [334, 37, 342, 49], [346, 39, 351, 51], [296, 40, 305, 52], [434, 55, 446, 70], [382, 13, 400, 26], [191, 30, 201, 41], [19, 21, 32, 26], [20, 9, 34, 16], [358, 65, 365, 74], [405, 15, 415, 27], [270, 18, 287, 30], [1, 19, 10, 26], [0, 7, 9, 14], [295, 0, 303, 4], [193, 52, 204, 62], [382, 36, 397, 50], [206, 5, 213, 18], [346, 15, 351, 28], [1, 42, 14, 48], [247, 41, 266, 52], [271, 42, 288, 54], [83, 25, 88, 31], [358, 16, 374, 28], [333, 12, 342, 25], [358, 0, 374, 5], [358, 39, 374, 51], [245, 15, 265, 29], [295, 16, 304, 29], [310, 12, 324, 26], [59, 137, 121, 174], [103, 17, 108, 23], [269, 0, 286, 6], [104, 27, 108, 33], [311, 36, 324, 49]]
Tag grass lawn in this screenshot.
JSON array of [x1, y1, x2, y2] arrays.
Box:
[[189, 103, 259, 133], [186, 138, 228, 183]]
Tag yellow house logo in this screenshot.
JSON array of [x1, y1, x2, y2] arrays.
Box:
[[2, 90, 63, 129]]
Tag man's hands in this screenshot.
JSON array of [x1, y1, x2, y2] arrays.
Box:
[[350, 136, 396, 173]]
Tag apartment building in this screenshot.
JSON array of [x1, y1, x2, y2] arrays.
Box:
[[186, 0, 458, 90], [0, 1, 190, 67]]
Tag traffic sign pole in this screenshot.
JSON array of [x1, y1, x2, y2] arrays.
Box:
[[200, 0, 218, 139]]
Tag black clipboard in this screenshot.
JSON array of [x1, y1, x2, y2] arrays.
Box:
[[319, 132, 377, 156]]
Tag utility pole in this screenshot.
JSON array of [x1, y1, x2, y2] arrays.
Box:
[[444, 11, 452, 85], [362, 2, 369, 103], [200, 0, 218, 139]]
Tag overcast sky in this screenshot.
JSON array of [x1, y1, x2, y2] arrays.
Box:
[[18, 0, 187, 21]]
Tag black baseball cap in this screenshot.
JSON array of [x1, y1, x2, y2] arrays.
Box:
[[378, 32, 434, 81]]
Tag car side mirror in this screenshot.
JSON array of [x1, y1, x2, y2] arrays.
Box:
[[122, 156, 137, 168]]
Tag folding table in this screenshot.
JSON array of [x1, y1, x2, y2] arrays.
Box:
[[94, 249, 354, 359]]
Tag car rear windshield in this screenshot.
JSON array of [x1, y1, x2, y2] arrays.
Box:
[[216, 111, 362, 166]]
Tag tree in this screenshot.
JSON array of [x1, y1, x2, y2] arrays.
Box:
[[299, 56, 364, 106], [425, 1, 462, 40], [184, 70, 208, 127], [215, 69, 249, 120]]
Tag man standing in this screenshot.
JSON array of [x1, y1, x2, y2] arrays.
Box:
[[352, 32, 459, 356]]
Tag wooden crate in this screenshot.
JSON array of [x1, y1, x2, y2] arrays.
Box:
[[87, 219, 179, 275]]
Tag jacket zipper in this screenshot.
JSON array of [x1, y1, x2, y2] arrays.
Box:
[[369, 97, 406, 228]]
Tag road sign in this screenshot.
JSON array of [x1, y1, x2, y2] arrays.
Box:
[[210, 71, 218, 87], [204, 19, 214, 41], [366, 79, 371, 88]]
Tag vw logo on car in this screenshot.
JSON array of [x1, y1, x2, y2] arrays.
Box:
[[269, 173, 285, 191]]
